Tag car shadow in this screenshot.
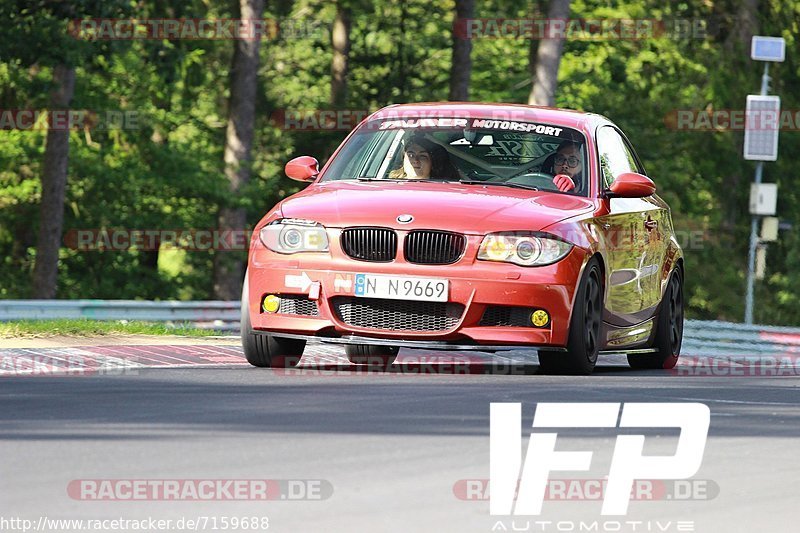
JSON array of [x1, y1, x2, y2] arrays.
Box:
[[289, 361, 644, 376]]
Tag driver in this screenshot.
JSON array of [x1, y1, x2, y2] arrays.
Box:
[[548, 140, 583, 193]]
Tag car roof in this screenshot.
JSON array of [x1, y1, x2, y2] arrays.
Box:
[[366, 102, 611, 132]]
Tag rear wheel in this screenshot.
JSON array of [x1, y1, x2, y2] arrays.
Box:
[[345, 345, 399, 367], [240, 275, 305, 368], [538, 258, 603, 375], [628, 269, 683, 370]]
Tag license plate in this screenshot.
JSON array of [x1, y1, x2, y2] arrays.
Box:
[[354, 273, 448, 302]]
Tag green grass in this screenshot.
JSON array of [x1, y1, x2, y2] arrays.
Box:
[[0, 319, 222, 338]]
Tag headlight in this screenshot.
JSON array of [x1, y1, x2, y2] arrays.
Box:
[[478, 232, 572, 266], [259, 218, 329, 253]]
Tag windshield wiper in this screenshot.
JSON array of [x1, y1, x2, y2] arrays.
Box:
[[348, 176, 405, 181], [458, 179, 539, 191]]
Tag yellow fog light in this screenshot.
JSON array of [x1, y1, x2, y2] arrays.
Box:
[[480, 235, 513, 261], [531, 309, 550, 327], [262, 294, 281, 313]]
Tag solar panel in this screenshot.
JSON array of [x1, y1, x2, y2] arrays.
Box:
[[743, 95, 780, 161], [751, 36, 785, 62]]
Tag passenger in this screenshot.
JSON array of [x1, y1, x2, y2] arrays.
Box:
[[389, 134, 461, 180]]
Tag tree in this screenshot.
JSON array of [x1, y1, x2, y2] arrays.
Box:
[[718, 0, 759, 230], [213, 0, 266, 300], [528, 0, 571, 106], [331, 0, 352, 107], [31, 65, 76, 298], [448, 0, 475, 101]]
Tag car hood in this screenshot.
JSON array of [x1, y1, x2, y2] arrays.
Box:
[[280, 181, 595, 235]]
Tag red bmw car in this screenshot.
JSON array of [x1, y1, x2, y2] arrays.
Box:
[[241, 103, 684, 375]]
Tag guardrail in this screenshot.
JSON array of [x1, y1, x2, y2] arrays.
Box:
[[0, 300, 240, 330], [683, 319, 800, 357], [1, 301, 800, 355]]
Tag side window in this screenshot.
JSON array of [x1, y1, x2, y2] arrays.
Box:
[[621, 139, 642, 174], [597, 126, 636, 188]]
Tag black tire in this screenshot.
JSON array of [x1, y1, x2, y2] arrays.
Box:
[[538, 258, 603, 375], [345, 345, 399, 367], [628, 269, 683, 370], [240, 274, 305, 368]]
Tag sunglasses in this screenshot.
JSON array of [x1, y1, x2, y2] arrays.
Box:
[[554, 155, 580, 168]]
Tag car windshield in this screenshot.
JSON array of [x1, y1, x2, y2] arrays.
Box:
[[321, 117, 589, 196]]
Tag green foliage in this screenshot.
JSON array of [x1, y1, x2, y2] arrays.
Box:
[[0, 318, 219, 338], [1, 0, 799, 324]]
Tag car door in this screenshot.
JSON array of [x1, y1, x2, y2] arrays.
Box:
[[595, 125, 663, 325], [616, 131, 668, 314]]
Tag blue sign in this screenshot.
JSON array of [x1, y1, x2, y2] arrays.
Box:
[[355, 274, 366, 296]]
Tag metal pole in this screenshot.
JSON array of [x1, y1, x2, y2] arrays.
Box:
[[760, 62, 770, 94], [744, 162, 763, 324], [744, 63, 770, 324]]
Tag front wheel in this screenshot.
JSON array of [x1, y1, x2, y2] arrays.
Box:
[[345, 345, 399, 367], [628, 269, 683, 370], [538, 258, 603, 375], [240, 275, 305, 368]]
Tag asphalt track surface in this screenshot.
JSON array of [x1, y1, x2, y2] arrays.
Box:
[[1, 342, 799, 533]]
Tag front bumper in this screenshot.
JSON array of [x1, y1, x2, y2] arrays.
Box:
[[247, 245, 586, 348]]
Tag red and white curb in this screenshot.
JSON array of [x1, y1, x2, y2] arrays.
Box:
[[0, 345, 247, 376], [1, 343, 797, 377]]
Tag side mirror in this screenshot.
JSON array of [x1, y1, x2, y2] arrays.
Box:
[[285, 156, 319, 182], [605, 172, 656, 198]]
